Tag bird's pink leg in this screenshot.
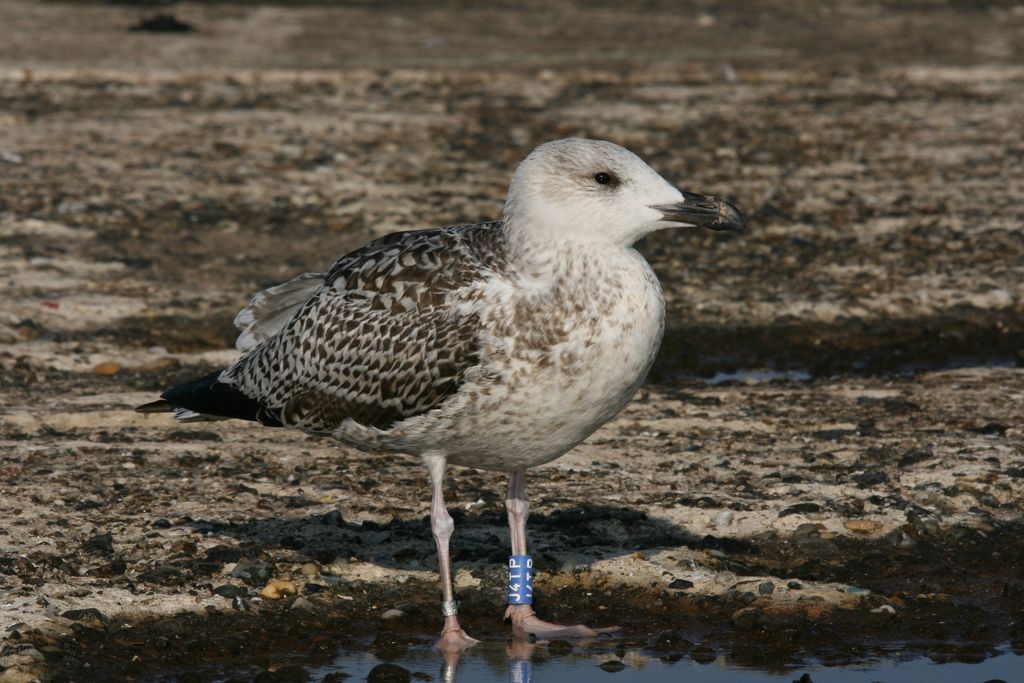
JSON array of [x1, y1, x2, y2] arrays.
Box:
[[426, 455, 480, 652], [503, 469, 619, 639]]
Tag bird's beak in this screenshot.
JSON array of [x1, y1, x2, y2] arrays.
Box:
[[652, 191, 747, 232]]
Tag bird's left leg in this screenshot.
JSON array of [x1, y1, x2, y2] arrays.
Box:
[[503, 469, 617, 638], [426, 454, 480, 652]]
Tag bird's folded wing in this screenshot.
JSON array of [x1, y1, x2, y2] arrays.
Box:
[[222, 222, 506, 433], [234, 272, 326, 352]]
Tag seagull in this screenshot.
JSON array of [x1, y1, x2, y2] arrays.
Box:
[[137, 138, 745, 651]]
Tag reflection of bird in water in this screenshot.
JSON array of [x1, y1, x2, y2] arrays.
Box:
[[137, 138, 745, 650]]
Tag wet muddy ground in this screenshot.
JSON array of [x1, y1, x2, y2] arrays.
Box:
[[1, 1, 1023, 681]]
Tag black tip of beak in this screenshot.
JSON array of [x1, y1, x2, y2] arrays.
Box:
[[654, 192, 747, 233], [714, 198, 747, 233]]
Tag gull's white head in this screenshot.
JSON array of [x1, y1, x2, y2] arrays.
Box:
[[503, 138, 744, 248]]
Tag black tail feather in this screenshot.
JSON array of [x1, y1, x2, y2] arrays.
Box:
[[155, 370, 283, 427]]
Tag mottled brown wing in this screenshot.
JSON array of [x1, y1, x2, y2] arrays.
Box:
[[222, 222, 506, 432]]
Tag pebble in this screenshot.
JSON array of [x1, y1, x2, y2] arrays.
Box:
[[230, 560, 275, 586], [260, 580, 297, 600], [82, 533, 114, 554], [792, 523, 820, 539], [787, 581, 803, 590], [598, 660, 626, 672], [844, 519, 883, 534], [454, 568, 480, 589], [320, 510, 345, 526], [91, 361, 121, 375], [61, 608, 108, 628], [668, 578, 694, 590], [168, 539, 197, 555], [212, 584, 247, 599], [300, 562, 319, 577], [714, 511, 734, 527], [870, 604, 896, 614], [137, 565, 182, 584], [205, 545, 243, 563], [138, 357, 176, 373], [380, 608, 406, 620], [758, 581, 775, 595], [367, 662, 411, 683], [290, 596, 315, 611]]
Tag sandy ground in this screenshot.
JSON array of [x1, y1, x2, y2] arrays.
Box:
[[1, 1, 1023, 680]]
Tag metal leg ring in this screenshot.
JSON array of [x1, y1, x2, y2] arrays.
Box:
[[441, 599, 459, 617]]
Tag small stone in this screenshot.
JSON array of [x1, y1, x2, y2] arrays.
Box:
[[82, 533, 114, 555], [851, 470, 889, 488], [779, 502, 821, 517], [758, 581, 775, 595], [787, 581, 803, 590], [300, 562, 319, 577], [792, 523, 820, 539], [290, 596, 315, 611], [714, 511, 734, 527], [792, 674, 813, 683], [547, 639, 573, 655], [260, 580, 297, 600], [598, 660, 626, 672], [844, 519, 883, 534], [230, 560, 274, 586], [92, 361, 121, 375], [367, 662, 411, 683], [62, 608, 108, 628], [169, 539, 198, 555], [205, 545, 243, 563], [89, 558, 127, 577], [870, 604, 896, 614], [668, 578, 694, 590], [303, 583, 326, 594], [138, 357, 177, 373], [380, 608, 406, 620], [213, 584, 247, 599], [137, 565, 183, 584], [454, 568, 480, 589], [320, 510, 345, 526]]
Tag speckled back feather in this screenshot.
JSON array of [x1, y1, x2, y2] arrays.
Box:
[[222, 221, 507, 432]]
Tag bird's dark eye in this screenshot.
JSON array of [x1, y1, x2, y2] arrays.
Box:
[[594, 172, 614, 185]]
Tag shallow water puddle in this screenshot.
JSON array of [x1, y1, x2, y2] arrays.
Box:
[[206, 643, 1024, 682]]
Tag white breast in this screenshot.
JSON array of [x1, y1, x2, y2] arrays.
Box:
[[442, 246, 664, 470]]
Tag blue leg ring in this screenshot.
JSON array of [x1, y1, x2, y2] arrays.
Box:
[[508, 554, 533, 605]]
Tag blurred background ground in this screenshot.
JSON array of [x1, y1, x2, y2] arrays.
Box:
[[0, 0, 1023, 680]]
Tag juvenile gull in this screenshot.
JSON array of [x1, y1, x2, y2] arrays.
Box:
[[137, 138, 745, 650]]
